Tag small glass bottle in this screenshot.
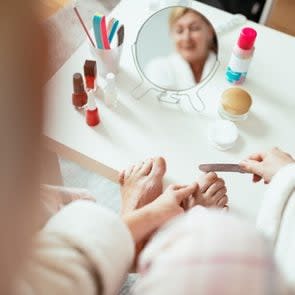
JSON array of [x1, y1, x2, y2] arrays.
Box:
[[104, 72, 118, 108], [84, 60, 97, 90], [226, 27, 257, 85], [72, 73, 87, 109]]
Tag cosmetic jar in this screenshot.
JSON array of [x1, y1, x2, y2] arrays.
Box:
[[218, 87, 252, 121]]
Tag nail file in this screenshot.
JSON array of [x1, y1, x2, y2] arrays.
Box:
[[100, 16, 111, 49], [198, 164, 249, 174], [107, 17, 115, 33], [93, 15, 103, 49], [108, 19, 119, 44]]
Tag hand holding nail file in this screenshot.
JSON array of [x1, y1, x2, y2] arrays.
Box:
[[199, 164, 249, 174]]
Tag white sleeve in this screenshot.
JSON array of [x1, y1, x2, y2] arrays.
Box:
[[256, 163, 295, 287], [256, 163, 295, 243], [19, 201, 135, 295]]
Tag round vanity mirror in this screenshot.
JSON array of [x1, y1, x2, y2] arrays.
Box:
[[134, 6, 218, 92]]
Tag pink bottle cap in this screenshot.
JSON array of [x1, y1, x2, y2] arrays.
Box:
[[237, 27, 257, 50]]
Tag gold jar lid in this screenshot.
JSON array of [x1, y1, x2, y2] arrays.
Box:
[[221, 87, 252, 115]]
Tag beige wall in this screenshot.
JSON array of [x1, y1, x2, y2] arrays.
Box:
[[266, 0, 295, 36], [37, 0, 70, 19]]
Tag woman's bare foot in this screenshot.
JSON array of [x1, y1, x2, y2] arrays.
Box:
[[119, 157, 166, 215], [183, 172, 228, 210]]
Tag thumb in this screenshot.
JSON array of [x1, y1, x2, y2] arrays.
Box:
[[240, 159, 263, 177], [175, 183, 198, 204]]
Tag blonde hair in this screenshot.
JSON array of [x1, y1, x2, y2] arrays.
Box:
[[169, 7, 217, 53]]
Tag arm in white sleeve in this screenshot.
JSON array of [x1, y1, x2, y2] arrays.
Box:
[[256, 163, 295, 288], [18, 201, 134, 295], [256, 163, 295, 243]]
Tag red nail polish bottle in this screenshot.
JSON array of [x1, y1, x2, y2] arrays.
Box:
[[84, 60, 97, 90], [86, 91, 100, 126], [72, 73, 87, 108]]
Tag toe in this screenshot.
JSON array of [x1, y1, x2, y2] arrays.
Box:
[[151, 157, 166, 177], [139, 158, 153, 175], [217, 195, 228, 207], [223, 204, 229, 211], [132, 160, 145, 175], [204, 179, 225, 197], [198, 172, 218, 193], [125, 165, 135, 180], [118, 170, 125, 185], [213, 187, 227, 201]]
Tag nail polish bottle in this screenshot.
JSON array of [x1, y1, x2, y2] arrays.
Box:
[[104, 72, 118, 107], [226, 27, 257, 85], [84, 60, 97, 90], [86, 90, 100, 126], [72, 73, 87, 109]]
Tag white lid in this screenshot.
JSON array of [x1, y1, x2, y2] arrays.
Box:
[[208, 119, 239, 150], [106, 72, 115, 80], [87, 90, 97, 111], [106, 73, 116, 89]]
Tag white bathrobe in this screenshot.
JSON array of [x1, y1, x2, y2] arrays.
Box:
[[145, 51, 216, 90], [15, 201, 135, 295], [256, 163, 295, 290], [15, 163, 295, 294]]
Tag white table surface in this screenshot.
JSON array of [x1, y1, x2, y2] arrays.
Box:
[[44, 0, 295, 220]]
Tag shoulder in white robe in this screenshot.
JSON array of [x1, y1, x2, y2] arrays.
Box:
[[145, 51, 216, 90]]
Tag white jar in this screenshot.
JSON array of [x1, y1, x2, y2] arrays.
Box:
[[208, 120, 239, 151]]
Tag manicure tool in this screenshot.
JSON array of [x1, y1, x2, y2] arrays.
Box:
[[198, 164, 249, 174], [108, 18, 119, 44]]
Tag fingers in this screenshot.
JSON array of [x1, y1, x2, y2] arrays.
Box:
[[171, 183, 198, 204], [168, 184, 187, 190], [248, 152, 265, 161], [240, 159, 263, 177], [240, 151, 265, 181]]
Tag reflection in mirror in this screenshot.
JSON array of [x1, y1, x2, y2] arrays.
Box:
[[135, 6, 218, 91]]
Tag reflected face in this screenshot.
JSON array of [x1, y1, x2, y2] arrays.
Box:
[[171, 12, 213, 64]]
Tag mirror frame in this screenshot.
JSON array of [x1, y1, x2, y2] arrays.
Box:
[[133, 5, 219, 93]]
